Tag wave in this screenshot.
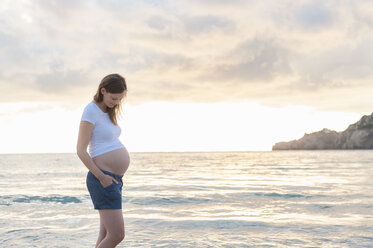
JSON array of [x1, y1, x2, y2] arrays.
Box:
[[254, 192, 311, 198], [129, 218, 273, 230], [0, 195, 82, 205], [126, 191, 320, 207], [127, 196, 212, 206], [225, 191, 323, 199]]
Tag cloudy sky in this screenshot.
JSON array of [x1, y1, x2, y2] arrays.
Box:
[[0, 0, 372, 153]]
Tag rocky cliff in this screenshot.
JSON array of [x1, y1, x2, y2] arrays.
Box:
[[272, 112, 373, 150]]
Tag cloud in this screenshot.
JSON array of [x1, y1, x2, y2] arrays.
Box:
[[182, 15, 235, 33], [200, 36, 292, 83], [34, 69, 92, 93], [292, 34, 373, 90], [147, 16, 169, 31], [188, 0, 245, 5], [1, 0, 373, 112], [294, 2, 333, 28], [270, 1, 337, 31]]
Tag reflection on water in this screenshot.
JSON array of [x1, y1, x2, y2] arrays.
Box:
[[0, 151, 372, 247]]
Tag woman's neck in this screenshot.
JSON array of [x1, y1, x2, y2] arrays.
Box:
[[93, 101, 108, 113]]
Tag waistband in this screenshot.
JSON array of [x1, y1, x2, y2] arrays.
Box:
[[100, 169, 123, 179]]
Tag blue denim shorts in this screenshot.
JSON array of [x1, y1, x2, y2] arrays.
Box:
[[86, 169, 123, 210]]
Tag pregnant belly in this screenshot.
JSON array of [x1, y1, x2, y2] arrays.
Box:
[[92, 147, 130, 176]]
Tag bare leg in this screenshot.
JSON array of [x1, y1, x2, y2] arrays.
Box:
[[97, 209, 125, 248], [95, 217, 107, 248]]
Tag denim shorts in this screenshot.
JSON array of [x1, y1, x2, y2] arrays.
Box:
[[86, 169, 123, 210]]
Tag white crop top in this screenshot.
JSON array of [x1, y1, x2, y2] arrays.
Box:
[[80, 101, 125, 158]]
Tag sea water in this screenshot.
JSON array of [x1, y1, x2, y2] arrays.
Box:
[[0, 151, 372, 247]]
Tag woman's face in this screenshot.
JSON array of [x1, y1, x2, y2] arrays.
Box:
[[101, 88, 126, 108]]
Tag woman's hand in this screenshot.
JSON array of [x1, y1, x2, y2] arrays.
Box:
[[99, 174, 118, 188]]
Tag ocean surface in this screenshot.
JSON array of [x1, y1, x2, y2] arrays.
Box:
[[0, 151, 372, 247]]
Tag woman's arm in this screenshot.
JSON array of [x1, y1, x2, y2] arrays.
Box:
[[76, 121, 106, 181]]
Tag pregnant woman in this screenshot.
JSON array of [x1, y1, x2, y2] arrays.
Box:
[[76, 74, 130, 248]]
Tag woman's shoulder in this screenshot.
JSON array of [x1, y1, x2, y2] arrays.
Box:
[[81, 101, 100, 124], [82, 101, 100, 115], [84, 101, 97, 110]]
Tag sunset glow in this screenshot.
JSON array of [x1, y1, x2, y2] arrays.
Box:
[[0, 1, 371, 153]]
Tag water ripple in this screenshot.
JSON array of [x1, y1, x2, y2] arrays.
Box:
[[128, 196, 211, 205], [0, 195, 82, 205]]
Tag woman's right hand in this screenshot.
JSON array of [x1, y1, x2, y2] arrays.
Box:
[[99, 174, 118, 188]]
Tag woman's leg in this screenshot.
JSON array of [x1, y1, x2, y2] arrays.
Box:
[[96, 209, 125, 248], [95, 217, 107, 248]]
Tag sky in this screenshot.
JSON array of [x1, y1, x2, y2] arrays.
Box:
[[0, 0, 372, 153]]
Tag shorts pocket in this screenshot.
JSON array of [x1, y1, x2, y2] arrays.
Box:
[[104, 183, 119, 200], [103, 182, 115, 190]]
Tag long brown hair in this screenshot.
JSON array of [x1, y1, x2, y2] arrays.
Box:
[[93, 74, 127, 126]]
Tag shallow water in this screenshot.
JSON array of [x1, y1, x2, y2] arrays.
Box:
[[0, 151, 372, 247]]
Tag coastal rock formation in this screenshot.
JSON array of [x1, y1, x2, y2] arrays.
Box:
[[272, 112, 373, 150]]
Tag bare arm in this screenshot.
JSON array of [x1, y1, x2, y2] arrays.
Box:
[[76, 121, 106, 181]]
